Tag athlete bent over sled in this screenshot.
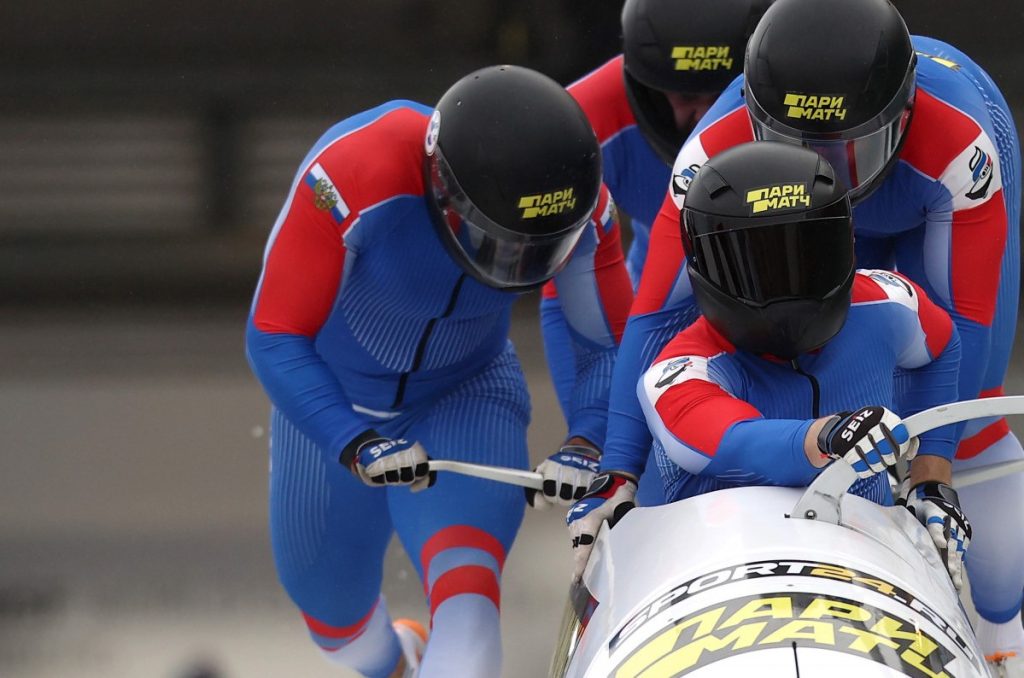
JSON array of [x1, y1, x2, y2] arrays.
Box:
[[568, 142, 971, 607], [246, 66, 632, 677], [541, 0, 772, 506], [588, 0, 1023, 670]]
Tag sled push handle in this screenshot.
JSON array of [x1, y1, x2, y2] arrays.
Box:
[[791, 396, 1024, 525], [426, 397, 1024, 503], [426, 459, 544, 490]]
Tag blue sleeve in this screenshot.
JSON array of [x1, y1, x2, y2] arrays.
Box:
[[947, 312, 986, 403], [548, 190, 634, 449], [897, 325, 963, 460], [246, 319, 370, 456], [539, 295, 575, 422], [566, 341, 617, 449], [705, 419, 819, 486], [601, 304, 700, 476]]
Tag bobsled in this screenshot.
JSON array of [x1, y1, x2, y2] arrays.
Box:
[[549, 467, 988, 677], [544, 397, 1024, 677], [430, 397, 1024, 677]]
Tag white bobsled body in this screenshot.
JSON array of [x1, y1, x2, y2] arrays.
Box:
[[555, 486, 988, 678]]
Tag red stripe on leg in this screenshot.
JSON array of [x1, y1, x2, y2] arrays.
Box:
[[955, 387, 1010, 460], [302, 601, 377, 640], [419, 526, 506, 589], [428, 565, 501, 619]]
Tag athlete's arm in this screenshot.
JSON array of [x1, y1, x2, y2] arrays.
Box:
[[547, 187, 633, 450], [600, 99, 753, 477], [635, 342, 819, 487], [897, 99, 1007, 410], [863, 271, 962, 461], [600, 190, 700, 476], [246, 159, 372, 457]]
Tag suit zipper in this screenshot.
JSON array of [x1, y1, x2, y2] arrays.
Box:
[[391, 274, 466, 409], [790, 358, 821, 418]]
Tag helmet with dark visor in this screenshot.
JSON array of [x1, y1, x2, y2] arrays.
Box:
[[681, 141, 855, 358], [426, 143, 594, 291], [744, 0, 917, 203], [424, 65, 602, 292], [682, 198, 852, 306]]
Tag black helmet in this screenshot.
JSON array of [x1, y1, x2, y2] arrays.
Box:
[[744, 0, 916, 203], [622, 0, 771, 164], [683, 142, 854, 358], [424, 65, 602, 291]]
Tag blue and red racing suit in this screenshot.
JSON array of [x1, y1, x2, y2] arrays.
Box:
[[246, 100, 632, 675], [638, 271, 960, 505], [541, 55, 676, 503], [605, 37, 1022, 624]]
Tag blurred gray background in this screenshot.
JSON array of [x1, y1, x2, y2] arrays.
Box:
[[1, 2, 1022, 677]]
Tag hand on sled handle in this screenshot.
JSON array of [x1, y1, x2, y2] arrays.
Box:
[[812, 406, 917, 479], [566, 472, 637, 581], [341, 430, 435, 491], [528, 439, 601, 509], [898, 480, 972, 590]]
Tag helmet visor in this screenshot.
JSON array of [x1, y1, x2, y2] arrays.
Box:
[[428, 149, 591, 289], [684, 215, 853, 304], [754, 110, 911, 202]]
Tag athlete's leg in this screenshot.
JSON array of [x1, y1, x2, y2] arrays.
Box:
[[269, 407, 403, 677], [955, 430, 1024, 657], [388, 345, 530, 677]]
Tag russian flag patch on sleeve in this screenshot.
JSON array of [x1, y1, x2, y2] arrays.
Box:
[[305, 163, 351, 224]]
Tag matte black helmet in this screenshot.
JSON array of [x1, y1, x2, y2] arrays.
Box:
[[622, 0, 771, 163], [744, 0, 916, 203], [682, 142, 854, 358], [425, 65, 602, 291]]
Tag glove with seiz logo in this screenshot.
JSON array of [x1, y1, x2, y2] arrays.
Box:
[[340, 430, 435, 491], [566, 472, 636, 580], [817, 406, 918, 479], [899, 481, 972, 591], [527, 444, 601, 509]]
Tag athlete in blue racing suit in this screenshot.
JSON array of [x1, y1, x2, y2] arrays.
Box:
[[542, 0, 773, 506], [585, 0, 1022, 666], [247, 66, 632, 677], [568, 143, 969, 599]]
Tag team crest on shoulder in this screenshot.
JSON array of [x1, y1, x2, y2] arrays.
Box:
[[655, 357, 692, 388], [966, 146, 994, 200], [313, 177, 339, 211], [867, 270, 913, 297], [305, 163, 350, 223], [672, 164, 701, 197]]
